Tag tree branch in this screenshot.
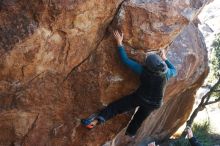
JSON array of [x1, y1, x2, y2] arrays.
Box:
[[214, 90, 220, 92], [205, 97, 220, 105], [184, 78, 220, 131], [204, 78, 220, 104]]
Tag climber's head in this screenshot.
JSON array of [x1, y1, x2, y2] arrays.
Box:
[[144, 53, 167, 75]]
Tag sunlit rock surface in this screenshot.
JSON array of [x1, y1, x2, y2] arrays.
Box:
[[0, 0, 210, 145]]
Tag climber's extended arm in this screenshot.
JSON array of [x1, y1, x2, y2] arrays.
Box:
[[118, 45, 143, 75], [113, 30, 143, 75], [160, 49, 177, 80], [165, 59, 177, 80], [186, 127, 202, 146]]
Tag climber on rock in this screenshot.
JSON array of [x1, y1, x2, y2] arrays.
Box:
[[81, 30, 177, 137]]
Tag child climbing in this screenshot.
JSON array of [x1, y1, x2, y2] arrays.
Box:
[[81, 30, 177, 137]]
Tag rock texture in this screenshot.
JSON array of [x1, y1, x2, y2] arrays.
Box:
[[0, 0, 209, 146], [111, 23, 209, 146]]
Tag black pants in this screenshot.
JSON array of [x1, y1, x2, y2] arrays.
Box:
[[98, 92, 157, 136]]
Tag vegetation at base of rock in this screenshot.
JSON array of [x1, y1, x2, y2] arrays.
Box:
[[184, 33, 220, 128], [170, 121, 214, 146], [208, 33, 220, 100], [210, 33, 220, 80]]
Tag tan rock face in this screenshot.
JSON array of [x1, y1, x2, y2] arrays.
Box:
[[113, 0, 208, 50], [0, 0, 209, 146], [0, 0, 123, 80], [108, 23, 209, 146]]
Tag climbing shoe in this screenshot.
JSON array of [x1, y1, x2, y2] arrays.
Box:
[[81, 113, 99, 129]]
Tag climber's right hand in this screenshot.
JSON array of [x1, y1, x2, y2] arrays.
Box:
[[160, 49, 167, 61], [113, 30, 123, 46]]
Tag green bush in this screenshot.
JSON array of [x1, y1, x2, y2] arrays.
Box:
[[169, 121, 214, 146], [169, 137, 191, 146], [192, 121, 214, 146]]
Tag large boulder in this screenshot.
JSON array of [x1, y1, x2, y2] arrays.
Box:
[[0, 0, 209, 146], [113, 0, 209, 50], [108, 23, 209, 146]]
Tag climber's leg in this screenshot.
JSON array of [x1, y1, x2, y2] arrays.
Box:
[[125, 105, 156, 136], [96, 92, 139, 123], [81, 92, 138, 129]]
